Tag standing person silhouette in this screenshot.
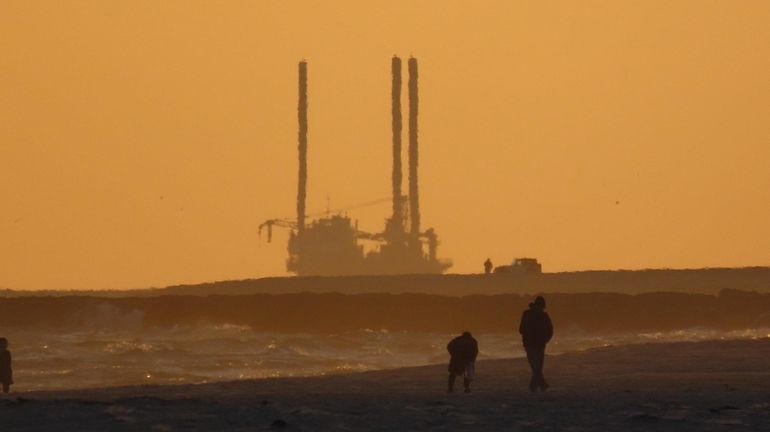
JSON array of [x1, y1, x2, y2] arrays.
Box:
[[0, 338, 12, 394], [447, 331, 479, 393], [519, 296, 553, 392], [484, 258, 493, 274]]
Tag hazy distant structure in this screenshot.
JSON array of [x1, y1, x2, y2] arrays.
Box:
[[408, 57, 420, 250], [260, 57, 452, 276], [297, 60, 308, 234], [390, 56, 403, 237]]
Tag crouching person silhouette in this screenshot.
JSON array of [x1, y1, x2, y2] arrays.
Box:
[[0, 338, 12, 394], [519, 296, 553, 392], [447, 331, 478, 393]]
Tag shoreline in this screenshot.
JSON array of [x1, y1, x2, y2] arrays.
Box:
[[5, 338, 770, 430]]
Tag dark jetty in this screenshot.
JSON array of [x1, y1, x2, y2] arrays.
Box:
[[2, 288, 770, 333]]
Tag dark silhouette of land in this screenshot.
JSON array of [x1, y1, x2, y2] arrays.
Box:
[[2, 288, 770, 333], [3, 266, 768, 298], [145, 266, 770, 296]]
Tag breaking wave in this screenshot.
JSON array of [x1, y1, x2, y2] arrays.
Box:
[[3, 326, 769, 392]]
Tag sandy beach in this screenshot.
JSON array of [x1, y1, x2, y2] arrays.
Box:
[[2, 338, 769, 431]]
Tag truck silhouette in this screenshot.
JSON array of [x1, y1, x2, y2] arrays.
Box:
[[494, 258, 542, 274]]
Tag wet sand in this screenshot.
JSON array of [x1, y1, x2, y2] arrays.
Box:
[[4, 338, 770, 431]]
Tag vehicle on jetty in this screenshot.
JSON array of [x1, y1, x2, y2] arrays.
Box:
[[494, 258, 542, 274]]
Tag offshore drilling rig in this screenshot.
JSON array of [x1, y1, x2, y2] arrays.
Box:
[[259, 57, 452, 276]]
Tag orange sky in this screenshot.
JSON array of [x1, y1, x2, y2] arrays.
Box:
[[1, 1, 769, 290]]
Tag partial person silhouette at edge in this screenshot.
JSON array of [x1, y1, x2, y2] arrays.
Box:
[[447, 331, 478, 393], [518, 296, 553, 392], [484, 258, 493, 274], [0, 338, 12, 394]]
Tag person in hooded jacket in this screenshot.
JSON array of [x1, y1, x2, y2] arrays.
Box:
[[0, 338, 12, 394], [447, 331, 479, 393], [518, 296, 553, 392]]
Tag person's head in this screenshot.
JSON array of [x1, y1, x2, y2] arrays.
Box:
[[462, 331, 472, 338], [532, 296, 546, 310], [0, 338, 7, 350]]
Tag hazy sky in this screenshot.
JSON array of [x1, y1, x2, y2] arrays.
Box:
[[1, 1, 769, 290]]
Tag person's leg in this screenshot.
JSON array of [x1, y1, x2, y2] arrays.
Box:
[[463, 362, 474, 393], [448, 372, 457, 393], [533, 346, 547, 390], [525, 347, 538, 392], [1, 382, 8, 394]]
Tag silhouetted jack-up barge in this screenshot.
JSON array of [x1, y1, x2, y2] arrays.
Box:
[[260, 57, 452, 276]]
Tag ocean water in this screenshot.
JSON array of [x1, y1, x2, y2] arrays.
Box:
[[2, 326, 769, 392]]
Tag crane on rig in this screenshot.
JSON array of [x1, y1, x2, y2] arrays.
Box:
[[258, 219, 296, 243], [259, 197, 392, 243]]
